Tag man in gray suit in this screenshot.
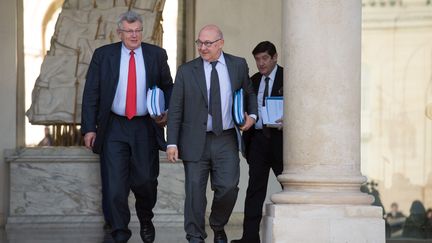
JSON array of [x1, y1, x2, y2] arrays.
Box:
[[166, 25, 258, 243]]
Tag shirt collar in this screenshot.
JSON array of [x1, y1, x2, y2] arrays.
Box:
[[266, 64, 278, 81], [203, 52, 226, 67], [121, 43, 142, 55]]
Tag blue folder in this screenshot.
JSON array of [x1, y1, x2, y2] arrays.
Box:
[[147, 85, 166, 117], [233, 88, 245, 126]]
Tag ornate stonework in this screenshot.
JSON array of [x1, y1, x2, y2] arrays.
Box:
[[26, 0, 165, 125]]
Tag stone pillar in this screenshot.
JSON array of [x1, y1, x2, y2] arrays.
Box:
[[263, 1, 385, 242], [0, 0, 21, 227]]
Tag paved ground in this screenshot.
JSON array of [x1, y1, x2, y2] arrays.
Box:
[[1, 226, 430, 243], [0, 225, 243, 243]]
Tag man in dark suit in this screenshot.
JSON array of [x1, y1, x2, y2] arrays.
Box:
[[81, 11, 173, 243], [232, 41, 283, 243], [166, 25, 258, 243]]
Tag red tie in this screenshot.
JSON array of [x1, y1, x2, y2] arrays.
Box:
[[125, 50, 136, 119]]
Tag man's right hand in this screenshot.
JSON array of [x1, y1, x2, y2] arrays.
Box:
[[84, 132, 96, 149], [166, 146, 178, 163]]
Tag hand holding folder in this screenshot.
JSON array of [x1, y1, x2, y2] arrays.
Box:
[[262, 96, 283, 128], [147, 85, 166, 118], [232, 88, 256, 131]]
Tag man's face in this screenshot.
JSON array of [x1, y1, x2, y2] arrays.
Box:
[[118, 20, 143, 50], [196, 29, 224, 62], [254, 51, 278, 77]]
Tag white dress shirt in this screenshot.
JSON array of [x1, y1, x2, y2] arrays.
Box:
[[203, 53, 234, 132], [111, 44, 147, 116], [255, 65, 278, 129]]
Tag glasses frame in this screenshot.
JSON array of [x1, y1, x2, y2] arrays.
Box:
[[195, 38, 221, 48], [119, 28, 144, 35]]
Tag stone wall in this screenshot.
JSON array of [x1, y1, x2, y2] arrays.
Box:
[[5, 147, 185, 228]]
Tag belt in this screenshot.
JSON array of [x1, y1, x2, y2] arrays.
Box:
[[206, 128, 235, 134], [110, 112, 150, 119]]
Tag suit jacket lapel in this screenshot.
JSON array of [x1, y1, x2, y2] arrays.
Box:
[[192, 58, 208, 105], [224, 54, 238, 92], [141, 43, 154, 90], [271, 65, 283, 96], [109, 43, 121, 97], [253, 74, 262, 94]]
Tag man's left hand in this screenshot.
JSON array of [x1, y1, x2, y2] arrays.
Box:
[[240, 112, 256, 131], [154, 112, 168, 127], [274, 116, 283, 130]]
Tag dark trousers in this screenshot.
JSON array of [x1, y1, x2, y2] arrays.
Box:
[[242, 130, 283, 242], [183, 129, 240, 241], [99, 153, 111, 225], [103, 114, 160, 241]]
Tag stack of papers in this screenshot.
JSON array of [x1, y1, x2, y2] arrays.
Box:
[[147, 85, 166, 117], [262, 96, 283, 127], [233, 88, 245, 126]]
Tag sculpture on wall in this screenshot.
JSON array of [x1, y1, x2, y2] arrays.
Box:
[[26, 0, 165, 145]]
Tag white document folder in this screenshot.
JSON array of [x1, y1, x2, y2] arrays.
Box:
[[262, 96, 283, 127], [147, 86, 166, 117]]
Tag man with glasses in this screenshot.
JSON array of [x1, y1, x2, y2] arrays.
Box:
[[166, 25, 257, 243], [81, 10, 173, 243]]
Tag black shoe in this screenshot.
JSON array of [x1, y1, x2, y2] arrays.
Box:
[[140, 221, 155, 243], [231, 237, 260, 243], [111, 229, 131, 243], [214, 229, 228, 243], [103, 222, 112, 234], [188, 239, 205, 243], [102, 230, 114, 243]]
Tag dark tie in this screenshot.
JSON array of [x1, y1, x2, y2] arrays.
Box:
[[125, 50, 136, 119], [209, 61, 223, 135], [262, 76, 271, 138], [262, 76, 270, 106]]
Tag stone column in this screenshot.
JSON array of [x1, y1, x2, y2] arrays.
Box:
[[263, 1, 385, 242], [0, 0, 21, 227]]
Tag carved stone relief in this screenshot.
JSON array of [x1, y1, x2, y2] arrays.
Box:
[[26, 0, 165, 125]]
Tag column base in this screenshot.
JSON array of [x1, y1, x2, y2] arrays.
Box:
[[263, 204, 384, 243]]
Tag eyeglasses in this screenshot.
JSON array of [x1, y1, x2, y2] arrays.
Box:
[[195, 39, 221, 48], [120, 29, 143, 35]]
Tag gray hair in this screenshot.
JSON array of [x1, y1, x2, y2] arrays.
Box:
[[117, 11, 143, 29]]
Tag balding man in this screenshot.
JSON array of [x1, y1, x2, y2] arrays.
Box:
[[166, 25, 258, 243]]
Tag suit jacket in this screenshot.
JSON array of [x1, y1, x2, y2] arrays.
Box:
[[167, 53, 258, 161], [81, 42, 173, 154], [243, 65, 283, 160]]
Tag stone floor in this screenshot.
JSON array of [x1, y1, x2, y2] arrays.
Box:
[[0, 225, 243, 243], [1, 226, 431, 243]]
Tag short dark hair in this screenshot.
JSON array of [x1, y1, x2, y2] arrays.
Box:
[[252, 41, 277, 57]]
